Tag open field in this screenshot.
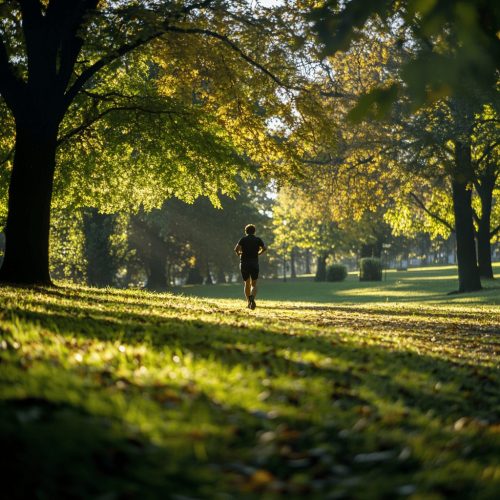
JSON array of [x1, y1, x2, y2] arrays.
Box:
[[176, 264, 500, 306], [1, 266, 499, 499]]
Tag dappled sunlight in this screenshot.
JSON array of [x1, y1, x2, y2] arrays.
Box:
[[0, 0, 497, 497], [1, 283, 499, 497]]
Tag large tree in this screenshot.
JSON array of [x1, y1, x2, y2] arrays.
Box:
[[386, 102, 499, 281], [304, 13, 497, 291], [0, 0, 304, 285]]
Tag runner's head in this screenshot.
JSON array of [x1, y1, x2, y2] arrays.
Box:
[[245, 224, 256, 235]]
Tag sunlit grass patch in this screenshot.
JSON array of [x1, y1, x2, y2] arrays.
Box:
[[0, 281, 499, 498], [176, 264, 500, 306]]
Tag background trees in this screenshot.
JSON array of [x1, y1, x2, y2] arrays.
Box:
[[0, 1, 497, 291], [305, 7, 499, 291]]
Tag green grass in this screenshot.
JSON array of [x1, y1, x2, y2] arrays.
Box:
[[176, 264, 500, 306], [1, 266, 499, 499]]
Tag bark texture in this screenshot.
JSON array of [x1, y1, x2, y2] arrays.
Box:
[[0, 115, 59, 285], [451, 142, 482, 292]]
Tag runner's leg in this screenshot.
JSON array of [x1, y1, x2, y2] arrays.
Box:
[[244, 278, 252, 301], [251, 279, 258, 298]]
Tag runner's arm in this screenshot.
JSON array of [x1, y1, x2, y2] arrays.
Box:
[[258, 245, 267, 255], [234, 244, 242, 256]]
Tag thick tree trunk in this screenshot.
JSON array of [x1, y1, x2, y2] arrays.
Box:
[[360, 244, 373, 258], [476, 173, 495, 279], [477, 220, 494, 280], [0, 117, 59, 285], [315, 252, 327, 281], [451, 143, 482, 292]]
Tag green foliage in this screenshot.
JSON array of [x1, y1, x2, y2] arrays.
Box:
[[326, 263, 347, 282], [49, 210, 87, 282], [129, 177, 273, 287], [311, 0, 500, 108], [0, 1, 309, 225], [53, 52, 254, 213], [359, 257, 383, 281], [0, 272, 499, 497]]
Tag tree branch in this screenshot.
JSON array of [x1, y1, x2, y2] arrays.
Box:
[[474, 141, 498, 169], [165, 26, 292, 90], [53, 0, 100, 94], [0, 146, 15, 166], [18, 0, 43, 25], [63, 30, 167, 108], [57, 104, 182, 146], [64, 7, 305, 110], [409, 192, 454, 232]]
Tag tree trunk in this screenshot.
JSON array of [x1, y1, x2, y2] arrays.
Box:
[[476, 172, 495, 279], [82, 208, 116, 287], [186, 266, 203, 285], [451, 143, 482, 292], [304, 248, 311, 274], [290, 247, 297, 279], [477, 219, 494, 280], [146, 253, 167, 291], [204, 260, 213, 285], [0, 117, 59, 285], [216, 268, 226, 284], [315, 252, 327, 281]]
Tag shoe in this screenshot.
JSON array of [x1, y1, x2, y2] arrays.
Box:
[[249, 295, 256, 310]]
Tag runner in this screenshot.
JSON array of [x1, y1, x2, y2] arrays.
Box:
[[234, 224, 266, 309]]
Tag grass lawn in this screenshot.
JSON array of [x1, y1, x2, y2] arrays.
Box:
[[1, 265, 499, 499], [176, 264, 500, 306]]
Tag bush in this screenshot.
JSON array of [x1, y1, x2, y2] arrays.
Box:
[[326, 264, 347, 282], [359, 258, 382, 281]]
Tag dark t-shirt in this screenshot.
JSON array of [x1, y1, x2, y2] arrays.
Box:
[[237, 234, 265, 262]]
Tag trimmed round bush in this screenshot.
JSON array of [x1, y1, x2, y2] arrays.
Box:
[[359, 258, 382, 281], [326, 264, 347, 282]]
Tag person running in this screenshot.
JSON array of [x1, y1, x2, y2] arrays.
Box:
[[234, 224, 266, 309]]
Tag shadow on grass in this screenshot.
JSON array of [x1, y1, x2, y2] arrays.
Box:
[[1, 286, 499, 499], [6, 289, 500, 420], [28, 284, 500, 337]]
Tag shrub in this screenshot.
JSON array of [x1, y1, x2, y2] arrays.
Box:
[[326, 264, 347, 282], [359, 258, 382, 281]]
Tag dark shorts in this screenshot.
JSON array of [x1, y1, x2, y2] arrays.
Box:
[[240, 260, 259, 281]]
